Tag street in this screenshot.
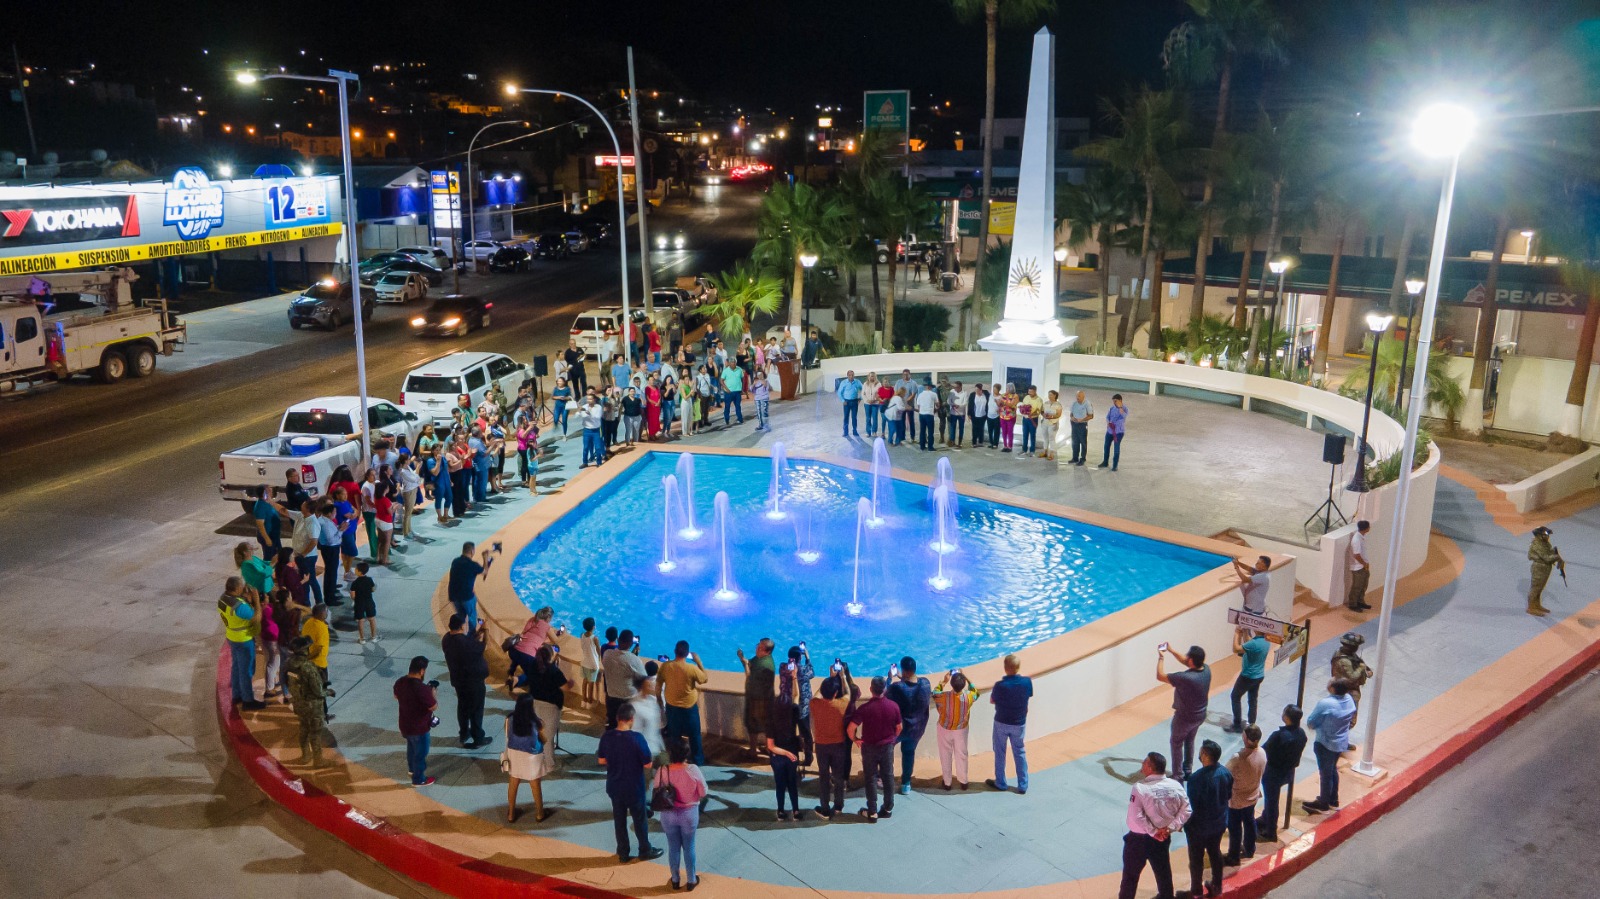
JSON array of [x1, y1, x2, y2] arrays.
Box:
[[0, 188, 754, 897]]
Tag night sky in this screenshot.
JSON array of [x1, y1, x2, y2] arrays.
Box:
[[7, 0, 1599, 118]]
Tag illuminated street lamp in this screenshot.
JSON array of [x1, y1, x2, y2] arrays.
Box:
[[1267, 257, 1292, 374], [799, 253, 818, 389], [465, 120, 528, 279], [1346, 309, 1395, 495], [238, 68, 373, 459], [1053, 246, 1068, 301], [1395, 277, 1426, 409], [1352, 101, 1474, 779], [505, 82, 633, 362]]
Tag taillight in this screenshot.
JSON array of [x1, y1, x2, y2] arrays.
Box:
[[398, 391, 405, 405], [570, 328, 582, 334], [484, 302, 493, 309], [218, 460, 225, 480], [301, 464, 317, 485]]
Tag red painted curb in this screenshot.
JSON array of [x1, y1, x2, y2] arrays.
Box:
[[1224, 635, 1600, 898], [215, 645, 623, 898]]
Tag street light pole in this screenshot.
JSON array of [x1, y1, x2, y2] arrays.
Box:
[[241, 68, 372, 462], [466, 120, 526, 274], [1267, 258, 1291, 375], [1353, 104, 1471, 778], [1346, 310, 1393, 495], [507, 84, 633, 364], [1396, 277, 1425, 411], [626, 47, 654, 312], [799, 253, 817, 392]]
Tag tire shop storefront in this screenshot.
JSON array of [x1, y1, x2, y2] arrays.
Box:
[[0, 168, 346, 302]]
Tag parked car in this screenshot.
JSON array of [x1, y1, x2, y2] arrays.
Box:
[[655, 229, 688, 252], [651, 287, 705, 330], [461, 239, 501, 262], [288, 279, 374, 330], [357, 252, 411, 284], [533, 233, 570, 260], [569, 307, 641, 359], [361, 256, 443, 286], [564, 230, 591, 254], [410, 295, 493, 337], [394, 246, 451, 271], [400, 352, 530, 427], [578, 219, 610, 244], [488, 246, 532, 273], [373, 271, 429, 303]]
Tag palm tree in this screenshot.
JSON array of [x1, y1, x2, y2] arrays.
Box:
[[1240, 108, 1315, 346], [950, 0, 1058, 311], [1060, 167, 1138, 347], [961, 241, 1012, 342], [870, 177, 939, 349], [1163, 0, 1287, 347], [1339, 337, 1466, 430], [1080, 86, 1191, 345], [1144, 191, 1200, 354], [1214, 145, 1270, 337], [754, 182, 843, 335], [1539, 177, 1600, 436], [700, 258, 785, 341]]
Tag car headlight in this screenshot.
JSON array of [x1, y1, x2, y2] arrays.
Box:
[[674, 236, 686, 248], [655, 236, 667, 248], [410, 316, 426, 326], [441, 317, 461, 328]]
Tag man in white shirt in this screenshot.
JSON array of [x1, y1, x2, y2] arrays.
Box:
[[914, 384, 939, 451], [580, 394, 606, 468], [970, 386, 989, 447], [1345, 519, 1372, 612], [1119, 751, 1192, 899], [946, 381, 969, 447], [1232, 555, 1272, 616]]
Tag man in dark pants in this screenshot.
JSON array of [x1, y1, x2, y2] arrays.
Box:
[[315, 502, 344, 605], [885, 656, 932, 794], [1157, 644, 1211, 780], [1177, 741, 1232, 899], [1256, 704, 1307, 842], [597, 704, 661, 862], [563, 339, 588, 394], [848, 676, 902, 821], [1119, 751, 1191, 899], [1068, 389, 1094, 465], [1302, 679, 1357, 815], [440, 614, 491, 749]]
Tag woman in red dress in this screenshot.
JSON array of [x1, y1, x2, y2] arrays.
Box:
[[645, 375, 663, 439]]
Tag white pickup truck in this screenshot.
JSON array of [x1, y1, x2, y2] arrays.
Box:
[[0, 267, 186, 391], [218, 396, 421, 512]]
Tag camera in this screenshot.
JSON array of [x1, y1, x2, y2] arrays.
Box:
[[426, 679, 440, 689]]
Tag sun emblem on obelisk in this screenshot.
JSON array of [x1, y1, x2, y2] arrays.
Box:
[[1008, 257, 1043, 300]]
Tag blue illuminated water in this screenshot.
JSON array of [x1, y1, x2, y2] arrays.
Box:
[[509, 453, 1227, 674]]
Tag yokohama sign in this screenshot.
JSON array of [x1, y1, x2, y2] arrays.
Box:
[[0, 195, 141, 248]]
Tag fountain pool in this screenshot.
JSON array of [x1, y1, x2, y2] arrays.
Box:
[[508, 450, 1231, 675]]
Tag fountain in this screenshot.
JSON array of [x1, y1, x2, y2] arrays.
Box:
[[794, 506, 820, 564], [765, 442, 789, 520], [712, 491, 738, 601], [658, 475, 680, 573], [930, 457, 955, 505], [847, 497, 870, 616], [928, 485, 955, 590], [676, 453, 703, 539], [868, 438, 891, 527]]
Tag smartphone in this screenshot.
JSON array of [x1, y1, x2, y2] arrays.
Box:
[[799, 640, 808, 654], [1158, 641, 1170, 653], [492, 541, 503, 552], [687, 652, 696, 663], [633, 636, 641, 651], [950, 668, 960, 677], [832, 658, 842, 674], [657, 654, 670, 663], [890, 663, 900, 679]]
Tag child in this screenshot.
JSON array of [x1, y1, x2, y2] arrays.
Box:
[[351, 561, 378, 644], [752, 372, 771, 432], [579, 617, 603, 707]]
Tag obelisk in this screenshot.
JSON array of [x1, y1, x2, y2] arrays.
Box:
[[978, 27, 1072, 396]]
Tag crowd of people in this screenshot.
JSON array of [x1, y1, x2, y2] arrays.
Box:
[[835, 369, 1131, 468]]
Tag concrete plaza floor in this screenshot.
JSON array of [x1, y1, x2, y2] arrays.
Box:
[[217, 390, 1600, 897]]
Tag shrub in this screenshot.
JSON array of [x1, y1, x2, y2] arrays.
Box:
[[891, 302, 952, 351]]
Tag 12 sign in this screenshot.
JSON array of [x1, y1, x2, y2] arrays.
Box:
[[265, 179, 331, 229]]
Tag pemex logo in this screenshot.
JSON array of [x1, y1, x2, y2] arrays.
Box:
[[163, 167, 225, 239]]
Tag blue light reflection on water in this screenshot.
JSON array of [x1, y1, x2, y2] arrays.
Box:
[[509, 453, 1226, 674]]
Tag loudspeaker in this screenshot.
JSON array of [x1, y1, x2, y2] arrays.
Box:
[[532, 355, 549, 377], [1322, 433, 1347, 465]]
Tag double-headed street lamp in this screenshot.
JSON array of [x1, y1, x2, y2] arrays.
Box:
[[1346, 309, 1395, 495], [1395, 277, 1426, 409], [465, 120, 529, 276], [505, 84, 633, 363], [238, 68, 372, 459]]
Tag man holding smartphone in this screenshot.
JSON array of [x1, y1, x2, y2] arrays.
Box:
[[1157, 643, 1211, 781], [447, 542, 497, 632], [661, 640, 709, 765], [602, 628, 648, 729]]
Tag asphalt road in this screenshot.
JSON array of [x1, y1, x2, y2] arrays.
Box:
[[0, 187, 755, 897]]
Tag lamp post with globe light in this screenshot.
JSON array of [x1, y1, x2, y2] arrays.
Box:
[[1346, 309, 1394, 496], [799, 252, 818, 390], [1266, 258, 1292, 374], [1352, 102, 1475, 779], [1395, 277, 1426, 410], [237, 68, 372, 459], [505, 83, 632, 363]]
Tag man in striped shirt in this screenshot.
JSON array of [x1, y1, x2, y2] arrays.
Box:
[[932, 670, 979, 789]]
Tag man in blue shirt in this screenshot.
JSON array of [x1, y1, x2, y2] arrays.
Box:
[[885, 656, 932, 795], [1181, 740, 1233, 899], [1302, 678, 1357, 814], [1226, 627, 1271, 733], [837, 370, 862, 437], [249, 485, 284, 559], [467, 428, 490, 505], [987, 653, 1033, 793], [892, 370, 919, 439], [597, 704, 662, 862], [447, 541, 494, 631], [1068, 390, 1094, 465]]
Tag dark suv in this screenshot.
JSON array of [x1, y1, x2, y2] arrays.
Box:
[[534, 233, 571, 260], [289, 279, 374, 330]]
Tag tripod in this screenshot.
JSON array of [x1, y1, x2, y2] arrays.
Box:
[[1304, 462, 1350, 535]]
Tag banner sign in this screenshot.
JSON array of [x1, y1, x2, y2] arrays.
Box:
[[922, 177, 1020, 201], [988, 201, 1016, 237], [0, 195, 140, 248], [1446, 277, 1588, 316], [593, 155, 637, 167], [429, 170, 459, 195], [0, 222, 342, 277], [264, 178, 331, 229], [1274, 623, 1308, 666], [162, 167, 225, 239], [1226, 607, 1290, 640]]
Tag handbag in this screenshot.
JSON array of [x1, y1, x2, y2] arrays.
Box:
[[649, 766, 678, 812], [499, 749, 511, 774]]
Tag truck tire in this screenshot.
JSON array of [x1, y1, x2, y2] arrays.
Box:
[[327, 311, 342, 331], [127, 343, 158, 378], [98, 348, 129, 383]]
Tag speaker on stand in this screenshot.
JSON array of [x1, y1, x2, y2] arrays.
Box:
[[530, 355, 552, 426], [1305, 433, 1351, 535]]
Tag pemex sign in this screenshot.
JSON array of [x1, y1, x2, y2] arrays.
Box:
[[864, 90, 909, 136]]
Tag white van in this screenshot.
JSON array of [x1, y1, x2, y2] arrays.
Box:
[[569, 307, 626, 360], [399, 351, 529, 427]]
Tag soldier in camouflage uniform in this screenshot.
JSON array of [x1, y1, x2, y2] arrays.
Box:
[[1527, 527, 1564, 617], [287, 636, 328, 766], [1330, 632, 1373, 732]]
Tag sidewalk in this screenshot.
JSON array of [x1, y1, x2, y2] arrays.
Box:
[[227, 394, 1600, 897], [166, 290, 306, 372]]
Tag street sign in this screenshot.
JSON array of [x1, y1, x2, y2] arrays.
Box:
[[1227, 608, 1290, 639], [1275, 623, 1309, 666]]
